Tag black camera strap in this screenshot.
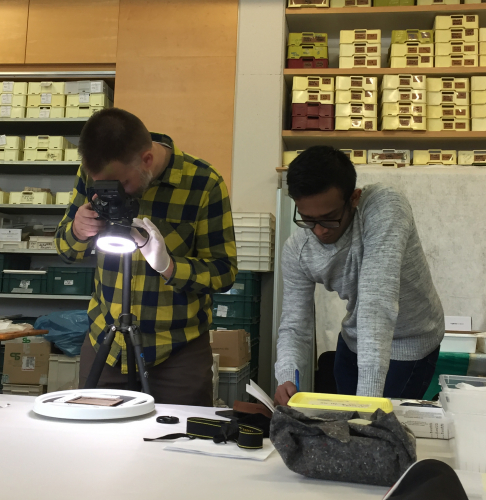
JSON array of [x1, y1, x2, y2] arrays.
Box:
[[144, 417, 264, 450]]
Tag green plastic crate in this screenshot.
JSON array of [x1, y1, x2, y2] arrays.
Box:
[[0, 345, 5, 373], [47, 267, 95, 295], [2, 270, 47, 294], [218, 364, 250, 407], [213, 294, 261, 319], [211, 316, 260, 342], [250, 339, 260, 372], [222, 271, 261, 298], [0, 254, 31, 272]]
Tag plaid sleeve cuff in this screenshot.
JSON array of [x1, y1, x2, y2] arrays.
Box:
[[64, 221, 92, 252], [165, 255, 193, 289]]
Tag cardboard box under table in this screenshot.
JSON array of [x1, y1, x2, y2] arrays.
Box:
[[210, 330, 250, 368]]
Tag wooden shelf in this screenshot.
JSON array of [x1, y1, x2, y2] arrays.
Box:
[[0, 161, 80, 175], [0, 293, 91, 300], [0, 204, 67, 215], [0, 118, 88, 135], [286, 4, 486, 33], [282, 130, 486, 149]]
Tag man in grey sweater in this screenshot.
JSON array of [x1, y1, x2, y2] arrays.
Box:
[[274, 146, 444, 405]]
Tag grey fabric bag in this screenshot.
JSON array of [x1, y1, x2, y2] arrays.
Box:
[[270, 406, 416, 487]]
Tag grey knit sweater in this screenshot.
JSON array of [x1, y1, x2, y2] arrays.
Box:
[[275, 183, 444, 397]]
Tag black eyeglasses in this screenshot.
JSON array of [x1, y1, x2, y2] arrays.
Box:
[[293, 202, 349, 230]]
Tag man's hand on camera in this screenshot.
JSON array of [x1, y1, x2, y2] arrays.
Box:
[[72, 203, 106, 241], [131, 218, 172, 276], [274, 381, 298, 407]]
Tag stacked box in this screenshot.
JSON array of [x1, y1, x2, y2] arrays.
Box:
[[390, 30, 434, 68], [374, 0, 414, 5], [2, 270, 48, 294], [9, 190, 54, 205], [458, 150, 486, 165], [471, 76, 486, 131], [332, 0, 371, 7], [232, 213, 275, 271], [335, 75, 378, 131], [0, 136, 24, 161], [1, 81, 28, 118], [481, 29, 486, 66], [341, 149, 367, 164], [368, 149, 411, 167], [418, 0, 458, 3], [291, 77, 335, 130], [24, 135, 77, 162], [381, 75, 427, 131], [288, 33, 328, 69], [427, 77, 470, 131], [340, 30, 381, 68], [413, 150, 457, 165], [288, 0, 329, 6], [435, 15, 479, 67], [47, 267, 95, 295]]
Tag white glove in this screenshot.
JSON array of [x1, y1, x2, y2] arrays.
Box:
[[131, 218, 171, 274]]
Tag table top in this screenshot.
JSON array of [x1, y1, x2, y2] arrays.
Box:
[[0, 395, 455, 500]]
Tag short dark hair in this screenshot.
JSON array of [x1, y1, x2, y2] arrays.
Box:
[[78, 108, 152, 174], [287, 146, 357, 200]]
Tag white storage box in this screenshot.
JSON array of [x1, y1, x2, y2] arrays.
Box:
[[24, 135, 73, 150], [234, 227, 275, 243], [368, 149, 411, 165], [427, 77, 469, 92], [439, 374, 486, 472], [339, 55, 381, 68], [434, 15, 479, 30], [340, 43, 381, 57], [335, 90, 377, 104], [292, 90, 335, 104], [55, 191, 73, 205], [293, 76, 334, 92], [9, 191, 53, 205], [64, 149, 81, 162], [471, 90, 486, 104], [233, 213, 275, 229], [472, 104, 486, 119], [335, 116, 377, 131], [389, 55, 434, 68], [413, 150, 457, 165], [481, 41, 486, 54], [335, 103, 377, 117], [1, 94, 27, 107], [27, 94, 66, 108], [428, 91, 469, 106], [26, 107, 65, 119], [28, 81, 65, 95], [340, 29, 381, 44], [427, 105, 470, 119], [382, 74, 426, 91], [381, 103, 425, 117], [66, 93, 112, 107], [440, 333, 478, 353], [236, 241, 274, 257], [0, 149, 23, 161], [2, 384, 45, 396], [24, 149, 64, 162], [382, 89, 426, 104], [0, 106, 26, 118], [2, 81, 28, 94], [47, 354, 80, 392], [417, 0, 459, 5], [435, 54, 478, 67], [382, 115, 426, 131], [458, 150, 486, 165], [435, 29, 478, 43], [29, 236, 56, 250], [435, 41, 478, 56], [0, 228, 20, 241], [0, 191, 10, 204], [65, 105, 103, 118], [335, 76, 377, 91], [427, 118, 470, 131], [64, 80, 114, 101], [341, 149, 367, 164], [282, 150, 303, 166], [0, 241, 28, 250], [0, 135, 23, 149], [237, 256, 273, 272], [472, 118, 486, 131], [389, 43, 434, 57]]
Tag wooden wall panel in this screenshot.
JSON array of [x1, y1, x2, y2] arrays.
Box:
[[0, 0, 29, 64], [25, 0, 120, 64], [115, 0, 238, 191]]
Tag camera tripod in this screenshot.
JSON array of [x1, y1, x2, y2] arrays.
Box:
[[84, 251, 151, 394]]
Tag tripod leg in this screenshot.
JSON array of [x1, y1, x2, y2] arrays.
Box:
[[128, 326, 150, 394], [84, 326, 117, 389], [125, 333, 139, 392]]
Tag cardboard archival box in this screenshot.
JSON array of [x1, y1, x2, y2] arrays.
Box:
[[210, 329, 250, 367], [392, 399, 453, 439], [1, 337, 51, 385]]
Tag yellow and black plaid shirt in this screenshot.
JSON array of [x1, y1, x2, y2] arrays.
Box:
[[55, 133, 237, 373]]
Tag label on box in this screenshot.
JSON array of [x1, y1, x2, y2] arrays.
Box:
[[407, 58, 418, 66], [421, 56, 431, 63], [217, 305, 228, 317], [364, 120, 373, 130], [456, 82, 465, 89], [309, 80, 319, 87], [408, 47, 417, 54], [466, 15, 475, 22], [443, 82, 452, 89], [321, 78, 331, 85], [22, 356, 35, 371], [1, 106, 12, 117], [2, 82, 13, 92], [0, 134, 6, 146], [456, 109, 466, 116], [466, 29, 474, 36], [64, 280, 74, 286], [351, 78, 362, 87], [355, 150, 364, 157], [356, 46, 365, 54], [19, 280, 31, 289], [419, 47, 431, 54], [41, 93, 52, 104], [355, 57, 365, 66], [1, 94, 12, 104], [351, 105, 363, 113], [400, 118, 411, 126], [90, 81, 103, 93], [79, 94, 90, 104], [413, 116, 423, 123], [456, 122, 466, 129], [453, 18, 463, 26], [233, 283, 244, 290], [367, 59, 378, 66], [474, 154, 486, 161], [414, 106, 423, 113], [12, 288, 33, 293], [320, 94, 331, 101], [39, 108, 50, 118]]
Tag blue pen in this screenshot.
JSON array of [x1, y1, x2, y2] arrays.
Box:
[[295, 369, 300, 392]]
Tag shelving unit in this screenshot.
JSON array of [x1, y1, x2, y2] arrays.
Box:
[[0, 162, 80, 175], [0, 204, 68, 215], [0, 294, 91, 300]]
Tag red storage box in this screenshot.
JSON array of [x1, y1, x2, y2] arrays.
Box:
[[291, 116, 335, 130], [292, 103, 335, 117], [287, 58, 329, 69]]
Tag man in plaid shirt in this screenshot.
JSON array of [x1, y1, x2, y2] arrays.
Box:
[[55, 108, 237, 405]]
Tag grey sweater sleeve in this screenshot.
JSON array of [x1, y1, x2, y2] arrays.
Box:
[[275, 236, 316, 386], [356, 188, 413, 397]]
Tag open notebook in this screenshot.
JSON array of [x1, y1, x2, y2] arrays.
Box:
[[246, 380, 275, 413]]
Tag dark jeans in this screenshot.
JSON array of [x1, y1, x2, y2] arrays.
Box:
[[334, 334, 440, 399]]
